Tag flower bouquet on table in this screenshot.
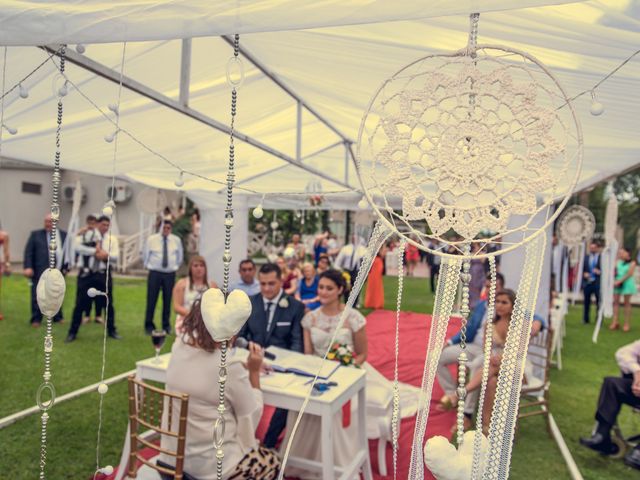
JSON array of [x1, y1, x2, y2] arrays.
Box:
[[327, 342, 360, 367]]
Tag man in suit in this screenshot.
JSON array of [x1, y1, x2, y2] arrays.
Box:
[[143, 220, 183, 335], [583, 241, 601, 324], [238, 262, 304, 448], [66, 216, 121, 342], [580, 340, 640, 469], [23, 213, 67, 326]]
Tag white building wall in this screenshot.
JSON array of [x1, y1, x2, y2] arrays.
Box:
[[0, 165, 179, 265]]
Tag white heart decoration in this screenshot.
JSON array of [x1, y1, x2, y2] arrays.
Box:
[[36, 268, 66, 318], [424, 431, 488, 480], [201, 288, 252, 341]]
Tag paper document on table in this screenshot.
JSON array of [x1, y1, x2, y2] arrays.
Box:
[[260, 372, 297, 389], [266, 346, 340, 380]]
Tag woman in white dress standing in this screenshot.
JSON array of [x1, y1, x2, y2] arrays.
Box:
[[172, 255, 217, 335], [283, 269, 420, 479]]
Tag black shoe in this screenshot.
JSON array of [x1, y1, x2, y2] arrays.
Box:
[[145, 327, 153, 336], [579, 434, 619, 455], [624, 446, 640, 470], [108, 332, 122, 340], [65, 334, 77, 343]]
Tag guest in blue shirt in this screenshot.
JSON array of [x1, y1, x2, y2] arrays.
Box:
[[143, 220, 183, 335], [231, 259, 261, 296], [295, 262, 321, 311]]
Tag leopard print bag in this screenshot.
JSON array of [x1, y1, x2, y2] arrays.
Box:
[[228, 446, 281, 480]]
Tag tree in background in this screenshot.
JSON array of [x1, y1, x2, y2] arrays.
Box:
[[582, 167, 640, 253]]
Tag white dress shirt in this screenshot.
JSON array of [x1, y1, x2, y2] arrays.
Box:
[[615, 340, 640, 374], [262, 289, 284, 332], [74, 230, 119, 272], [143, 233, 183, 272], [231, 278, 261, 297], [335, 244, 366, 271]]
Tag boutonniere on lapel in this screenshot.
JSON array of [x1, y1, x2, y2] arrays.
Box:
[[278, 297, 289, 309]]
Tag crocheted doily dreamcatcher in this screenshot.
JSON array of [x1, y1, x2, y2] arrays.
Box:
[[556, 204, 596, 247], [356, 44, 582, 258]]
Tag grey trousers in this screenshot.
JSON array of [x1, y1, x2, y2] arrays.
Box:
[[437, 343, 483, 415]]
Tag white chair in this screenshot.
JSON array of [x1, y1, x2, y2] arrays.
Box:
[[550, 296, 565, 369], [366, 384, 395, 476], [519, 329, 553, 435]]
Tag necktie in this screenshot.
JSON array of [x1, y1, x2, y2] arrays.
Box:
[[348, 246, 356, 271], [265, 302, 274, 331], [162, 236, 168, 268]]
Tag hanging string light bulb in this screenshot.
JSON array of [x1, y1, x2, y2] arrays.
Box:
[[104, 129, 118, 143], [270, 210, 279, 230], [252, 194, 265, 219], [75, 44, 86, 54], [590, 90, 604, 116], [19, 83, 29, 98], [357, 196, 368, 210], [2, 123, 17, 135], [57, 80, 68, 97], [101, 200, 115, 216], [108, 103, 119, 116], [174, 170, 185, 188]]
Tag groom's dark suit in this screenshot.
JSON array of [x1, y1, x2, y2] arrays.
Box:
[[239, 292, 305, 447]]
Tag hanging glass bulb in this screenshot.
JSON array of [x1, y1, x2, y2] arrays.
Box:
[[87, 287, 101, 298], [357, 196, 368, 209], [590, 90, 604, 116], [270, 220, 279, 230], [75, 44, 86, 54], [19, 83, 29, 99], [58, 81, 68, 97], [174, 171, 184, 188], [102, 200, 115, 216], [104, 130, 117, 143], [252, 205, 264, 219], [108, 103, 119, 116], [3, 124, 17, 135]]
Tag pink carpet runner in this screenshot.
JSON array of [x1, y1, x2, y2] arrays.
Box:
[[104, 310, 459, 479]]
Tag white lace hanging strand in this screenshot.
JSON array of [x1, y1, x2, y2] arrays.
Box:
[[482, 233, 546, 479], [409, 256, 462, 478], [277, 221, 392, 480], [392, 239, 406, 480], [470, 255, 496, 480]]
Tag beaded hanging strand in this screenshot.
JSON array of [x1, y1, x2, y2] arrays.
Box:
[[214, 33, 242, 480], [392, 239, 406, 480], [455, 244, 472, 445], [37, 44, 67, 480]]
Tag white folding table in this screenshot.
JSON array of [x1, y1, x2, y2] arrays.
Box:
[[116, 350, 372, 480]]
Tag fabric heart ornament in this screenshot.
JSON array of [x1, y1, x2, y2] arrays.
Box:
[[424, 431, 488, 480], [36, 268, 66, 318], [201, 288, 252, 341]]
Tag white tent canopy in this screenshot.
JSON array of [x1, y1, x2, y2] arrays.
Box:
[[0, 0, 638, 209]]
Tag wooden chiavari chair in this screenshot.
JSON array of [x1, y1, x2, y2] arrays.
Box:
[[127, 375, 189, 479]]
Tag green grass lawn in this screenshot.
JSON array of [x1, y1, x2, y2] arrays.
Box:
[[0, 274, 638, 479]]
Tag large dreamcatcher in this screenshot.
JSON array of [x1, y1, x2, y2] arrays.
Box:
[[280, 13, 582, 480]]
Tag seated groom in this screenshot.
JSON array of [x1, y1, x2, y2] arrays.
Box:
[[238, 262, 305, 448], [580, 339, 640, 470]]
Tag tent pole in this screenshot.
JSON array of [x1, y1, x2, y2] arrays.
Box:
[[179, 38, 192, 107]]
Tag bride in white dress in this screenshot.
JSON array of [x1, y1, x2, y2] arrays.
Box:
[[281, 269, 420, 479]]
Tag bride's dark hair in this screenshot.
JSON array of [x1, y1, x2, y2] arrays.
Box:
[[319, 269, 348, 293]]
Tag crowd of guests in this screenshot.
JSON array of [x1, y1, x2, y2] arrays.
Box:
[[4, 211, 640, 477]]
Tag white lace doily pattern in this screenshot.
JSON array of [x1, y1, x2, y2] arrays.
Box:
[[357, 45, 582, 258], [556, 204, 596, 247]]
